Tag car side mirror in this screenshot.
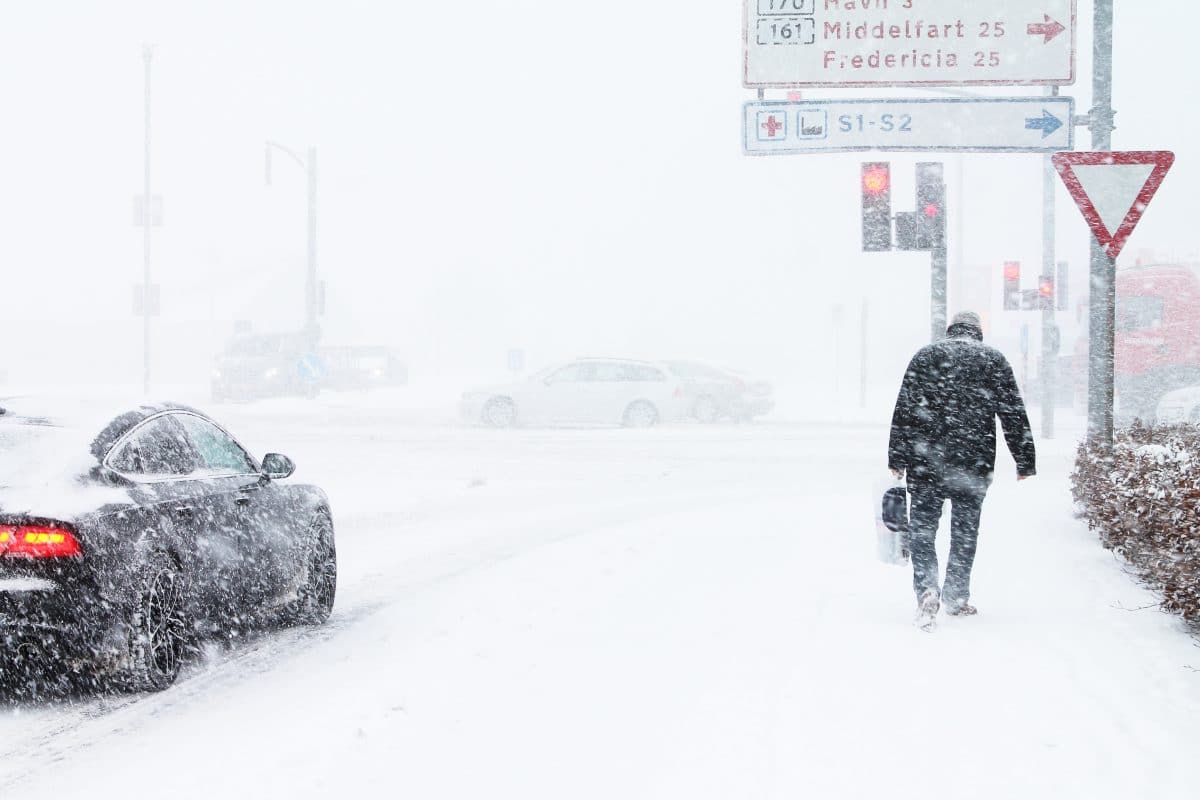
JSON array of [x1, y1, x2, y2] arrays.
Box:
[[262, 453, 296, 480]]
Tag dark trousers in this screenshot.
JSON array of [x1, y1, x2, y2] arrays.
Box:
[[908, 485, 985, 607]]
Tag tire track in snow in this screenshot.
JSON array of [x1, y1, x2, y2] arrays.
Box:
[[0, 482, 778, 792]]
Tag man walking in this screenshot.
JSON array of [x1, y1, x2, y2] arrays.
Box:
[[888, 311, 1035, 630]]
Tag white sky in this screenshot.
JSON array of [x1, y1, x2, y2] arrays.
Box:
[[0, 1, 1195, 393]]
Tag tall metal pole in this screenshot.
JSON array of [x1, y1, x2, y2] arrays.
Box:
[[306, 147, 319, 333], [1041, 85, 1059, 440], [1088, 0, 1116, 449], [142, 45, 153, 396], [931, 239, 947, 342], [859, 296, 869, 409], [929, 162, 947, 342]]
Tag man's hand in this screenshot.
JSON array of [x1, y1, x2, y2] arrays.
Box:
[[1018, 473, 1032, 481], [891, 469, 904, 480]]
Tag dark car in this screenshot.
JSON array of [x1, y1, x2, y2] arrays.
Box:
[[212, 333, 324, 403], [0, 399, 336, 693], [318, 345, 409, 391]]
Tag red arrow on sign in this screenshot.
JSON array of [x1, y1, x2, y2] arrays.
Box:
[[1052, 151, 1174, 260], [1027, 15, 1067, 44]]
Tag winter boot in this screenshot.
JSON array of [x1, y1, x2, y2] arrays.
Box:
[[915, 588, 940, 632], [945, 602, 978, 617]]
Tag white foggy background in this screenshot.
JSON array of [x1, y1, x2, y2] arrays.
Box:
[[0, 1, 1194, 417]]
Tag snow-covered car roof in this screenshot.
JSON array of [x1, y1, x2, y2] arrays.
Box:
[[0, 397, 203, 518]]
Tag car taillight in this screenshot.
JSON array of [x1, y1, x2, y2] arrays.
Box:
[[673, 385, 685, 398], [0, 525, 83, 558]]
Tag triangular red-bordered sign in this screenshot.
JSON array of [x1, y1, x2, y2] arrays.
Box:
[[1052, 151, 1174, 260]]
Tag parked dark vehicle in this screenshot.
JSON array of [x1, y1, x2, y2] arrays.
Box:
[[0, 400, 336, 693], [212, 332, 323, 403], [319, 345, 408, 391]]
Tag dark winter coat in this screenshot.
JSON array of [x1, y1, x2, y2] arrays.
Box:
[[888, 322, 1036, 491]]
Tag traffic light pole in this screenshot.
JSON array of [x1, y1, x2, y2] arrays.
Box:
[[931, 237, 947, 343], [306, 147, 319, 334], [1088, 0, 1116, 451], [265, 141, 321, 337], [918, 162, 947, 343]]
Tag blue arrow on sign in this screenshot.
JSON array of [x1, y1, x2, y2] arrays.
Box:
[[1025, 109, 1064, 139]]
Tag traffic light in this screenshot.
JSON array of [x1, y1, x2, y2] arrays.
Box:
[[861, 162, 891, 252], [1003, 261, 1021, 310], [915, 162, 945, 250], [1038, 275, 1055, 311]]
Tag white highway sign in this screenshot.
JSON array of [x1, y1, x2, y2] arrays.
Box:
[[744, 0, 1076, 87], [744, 97, 1075, 155]]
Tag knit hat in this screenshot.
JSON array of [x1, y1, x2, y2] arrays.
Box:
[[950, 311, 982, 329], [947, 311, 984, 339]]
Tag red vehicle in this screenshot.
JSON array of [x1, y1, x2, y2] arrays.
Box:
[[1111, 263, 1200, 421]]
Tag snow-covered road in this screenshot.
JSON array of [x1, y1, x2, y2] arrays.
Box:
[[3, 400, 1199, 799]]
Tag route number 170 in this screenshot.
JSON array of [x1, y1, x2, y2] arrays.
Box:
[[757, 0, 815, 13]]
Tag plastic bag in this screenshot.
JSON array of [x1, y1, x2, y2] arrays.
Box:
[[873, 476, 910, 565]]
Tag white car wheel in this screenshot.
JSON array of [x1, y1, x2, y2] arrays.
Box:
[[692, 396, 719, 424], [482, 396, 517, 428]]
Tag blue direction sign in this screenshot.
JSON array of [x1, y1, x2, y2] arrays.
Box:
[[744, 96, 1074, 155]]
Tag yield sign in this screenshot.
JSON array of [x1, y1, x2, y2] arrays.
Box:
[[1052, 151, 1174, 259]]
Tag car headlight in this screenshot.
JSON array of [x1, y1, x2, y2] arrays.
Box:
[[264, 367, 281, 380], [211, 368, 222, 379]]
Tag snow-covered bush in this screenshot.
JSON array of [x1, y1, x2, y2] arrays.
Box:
[[1072, 422, 1200, 624]]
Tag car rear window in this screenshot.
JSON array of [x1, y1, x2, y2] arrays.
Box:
[[0, 420, 96, 488]]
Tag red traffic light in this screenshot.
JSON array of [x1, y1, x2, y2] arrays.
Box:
[[1039, 276, 1054, 297], [923, 203, 940, 218], [862, 166, 890, 195], [1004, 261, 1020, 282]]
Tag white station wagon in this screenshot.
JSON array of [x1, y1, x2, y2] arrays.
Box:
[[461, 358, 690, 428]]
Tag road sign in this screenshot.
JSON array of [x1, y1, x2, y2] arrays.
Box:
[[1051, 151, 1175, 260], [743, 0, 1076, 88], [744, 97, 1074, 155], [507, 349, 526, 372], [298, 353, 326, 382]]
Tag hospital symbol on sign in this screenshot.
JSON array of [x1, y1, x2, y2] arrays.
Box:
[[756, 111, 787, 142]]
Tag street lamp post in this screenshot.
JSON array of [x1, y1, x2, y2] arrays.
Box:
[[142, 45, 154, 395], [265, 141, 319, 334]]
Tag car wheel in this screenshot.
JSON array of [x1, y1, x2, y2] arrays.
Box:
[[623, 401, 659, 428], [121, 551, 188, 692], [692, 396, 719, 424], [285, 513, 337, 626], [482, 396, 517, 428]]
